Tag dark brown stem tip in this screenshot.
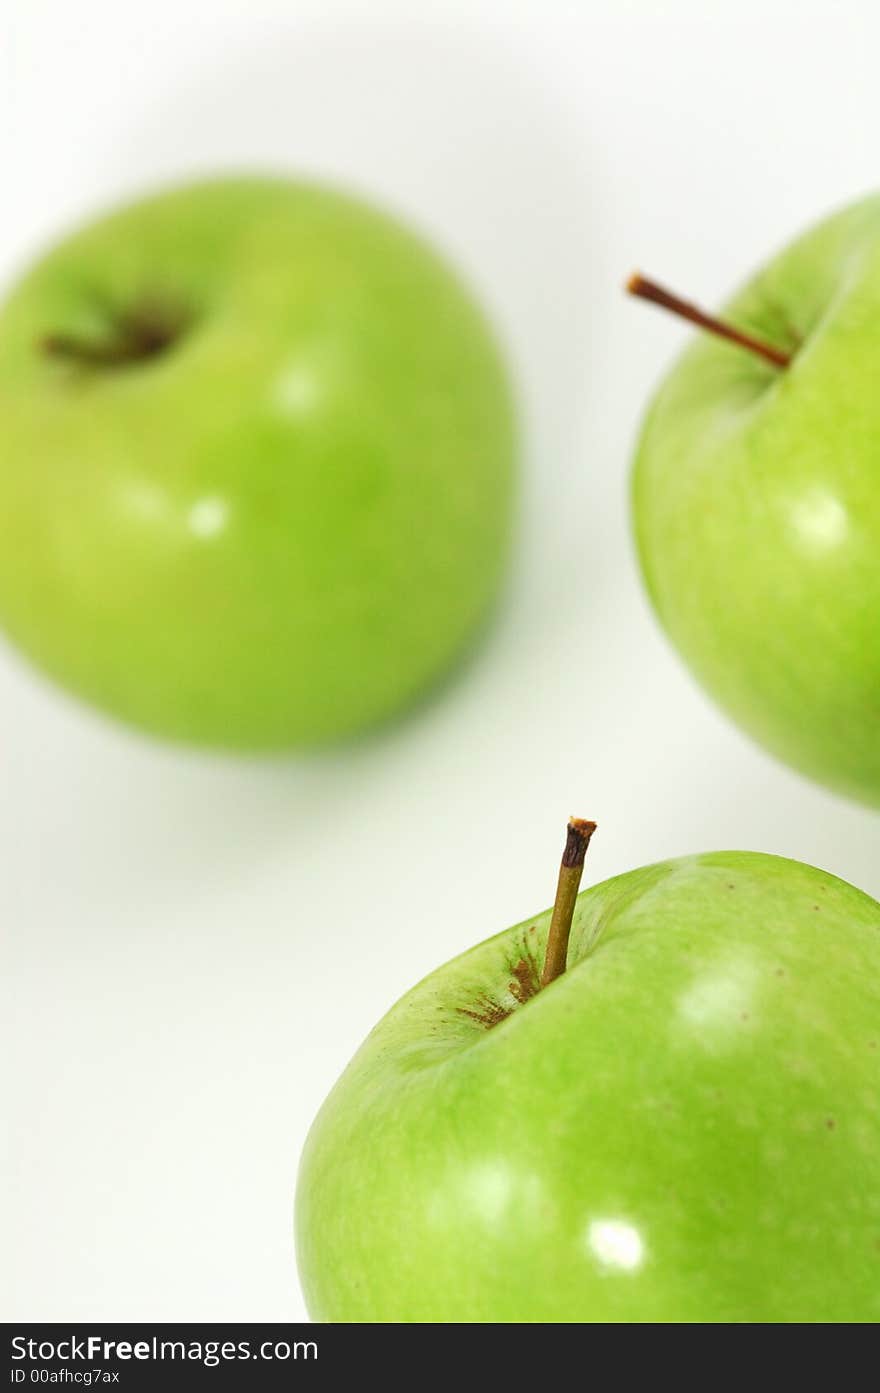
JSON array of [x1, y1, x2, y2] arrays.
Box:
[[625, 271, 792, 371], [562, 818, 597, 869]]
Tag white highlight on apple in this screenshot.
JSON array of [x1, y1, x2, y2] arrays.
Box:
[[427, 1161, 546, 1232], [273, 361, 322, 416], [586, 1218, 645, 1272], [120, 477, 171, 526], [788, 487, 849, 554], [188, 496, 230, 540], [464, 1163, 515, 1225], [677, 954, 759, 1047]]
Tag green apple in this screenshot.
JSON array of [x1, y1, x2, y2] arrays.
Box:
[[0, 177, 515, 747], [296, 822, 880, 1322], [629, 196, 880, 805]]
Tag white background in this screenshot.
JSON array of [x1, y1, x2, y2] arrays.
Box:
[[3, 0, 879, 1321]]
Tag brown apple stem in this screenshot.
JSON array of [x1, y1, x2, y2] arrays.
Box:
[[41, 323, 175, 367], [39, 299, 188, 369], [626, 273, 791, 370], [540, 818, 597, 988], [41, 333, 141, 366]]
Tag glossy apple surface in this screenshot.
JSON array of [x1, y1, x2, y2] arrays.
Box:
[[0, 178, 515, 747], [296, 852, 880, 1321], [631, 197, 880, 804]]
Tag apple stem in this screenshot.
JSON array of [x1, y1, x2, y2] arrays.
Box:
[[626, 273, 792, 370], [540, 818, 597, 988], [39, 299, 188, 369], [42, 334, 141, 366]]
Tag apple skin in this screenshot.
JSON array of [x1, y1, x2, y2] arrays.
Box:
[[631, 196, 880, 805], [0, 178, 515, 747], [296, 852, 880, 1322]]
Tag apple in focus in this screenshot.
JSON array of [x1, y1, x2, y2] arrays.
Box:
[[630, 196, 880, 805], [296, 826, 880, 1321], [0, 177, 515, 747]]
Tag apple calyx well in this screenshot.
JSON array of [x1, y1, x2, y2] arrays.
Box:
[[626, 273, 792, 370], [540, 817, 597, 988], [40, 295, 191, 369]]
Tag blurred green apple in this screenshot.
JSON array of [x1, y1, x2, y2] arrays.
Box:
[[296, 824, 880, 1322], [0, 177, 515, 747], [630, 197, 880, 804]]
